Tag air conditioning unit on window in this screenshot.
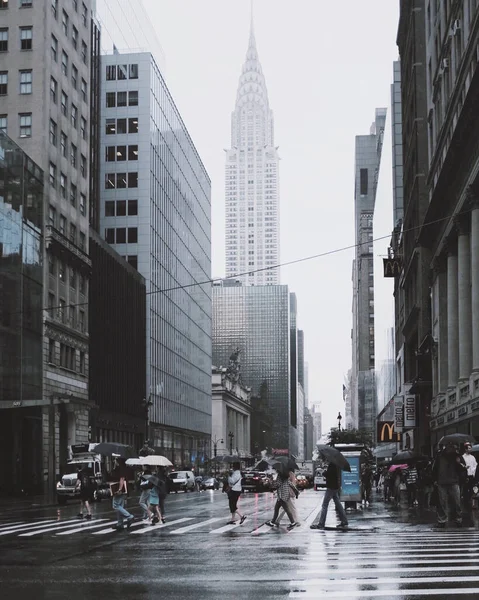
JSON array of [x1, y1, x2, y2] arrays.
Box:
[[442, 58, 450, 71], [452, 19, 461, 35]]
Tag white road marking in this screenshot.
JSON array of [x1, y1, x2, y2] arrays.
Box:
[[92, 520, 144, 535], [19, 519, 109, 537], [297, 565, 479, 575], [289, 588, 479, 598], [170, 517, 224, 534], [56, 520, 117, 535], [0, 520, 58, 536], [0, 522, 23, 530], [131, 518, 192, 534]]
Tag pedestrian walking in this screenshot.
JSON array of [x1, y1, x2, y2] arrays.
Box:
[[225, 462, 247, 525], [361, 463, 373, 506], [76, 465, 94, 519], [277, 471, 300, 524], [462, 443, 478, 513], [156, 467, 168, 522], [110, 458, 134, 531], [315, 462, 349, 530], [266, 469, 300, 530], [406, 465, 419, 507], [148, 476, 165, 525], [432, 442, 467, 527], [138, 468, 153, 521]]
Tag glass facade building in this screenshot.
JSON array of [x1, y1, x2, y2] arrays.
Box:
[[0, 132, 44, 493], [100, 53, 212, 467], [212, 283, 292, 450]]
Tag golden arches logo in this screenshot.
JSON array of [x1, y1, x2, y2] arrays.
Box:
[[377, 421, 396, 443]]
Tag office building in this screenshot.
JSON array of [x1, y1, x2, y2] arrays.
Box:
[[350, 108, 387, 436], [212, 282, 294, 451], [224, 20, 280, 286], [0, 0, 100, 493], [100, 52, 212, 467], [0, 133, 43, 494]]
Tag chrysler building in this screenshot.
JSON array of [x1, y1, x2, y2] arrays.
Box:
[[224, 19, 280, 285]]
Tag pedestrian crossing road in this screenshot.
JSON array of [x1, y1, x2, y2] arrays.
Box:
[[289, 529, 479, 599]]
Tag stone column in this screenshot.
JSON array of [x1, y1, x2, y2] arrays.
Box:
[[471, 196, 479, 371], [456, 216, 472, 380], [437, 266, 449, 394], [447, 243, 459, 388]]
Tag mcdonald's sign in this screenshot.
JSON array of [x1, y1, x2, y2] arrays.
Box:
[[383, 258, 402, 278], [377, 421, 401, 443]]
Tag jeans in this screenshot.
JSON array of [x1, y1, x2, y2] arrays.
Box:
[[318, 488, 348, 527], [277, 497, 298, 523], [436, 483, 462, 524], [272, 499, 294, 524], [139, 490, 151, 518], [112, 494, 133, 527]]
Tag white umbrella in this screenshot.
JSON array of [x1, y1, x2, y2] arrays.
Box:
[[125, 458, 145, 467], [138, 455, 172, 467]]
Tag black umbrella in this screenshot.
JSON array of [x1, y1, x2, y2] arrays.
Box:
[[268, 456, 299, 472], [254, 459, 270, 471], [93, 442, 135, 458], [213, 455, 240, 464], [438, 433, 475, 447], [392, 451, 430, 464], [316, 445, 351, 472]]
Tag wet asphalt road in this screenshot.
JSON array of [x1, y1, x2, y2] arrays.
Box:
[[2, 489, 479, 599]]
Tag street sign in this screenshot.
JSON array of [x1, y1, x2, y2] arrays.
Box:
[[404, 395, 417, 428]]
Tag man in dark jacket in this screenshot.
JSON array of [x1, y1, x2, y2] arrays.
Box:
[[315, 463, 349, 530], [432, 443, 466, 527]]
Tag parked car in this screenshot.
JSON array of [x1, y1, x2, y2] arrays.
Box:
[[201, 477, 220, 490], [295, 474, 309, 490], [167, 471, 196, 493], [242, 470, 271, 493]]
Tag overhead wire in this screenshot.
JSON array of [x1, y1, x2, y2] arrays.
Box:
[[1, 205, 469, 319]]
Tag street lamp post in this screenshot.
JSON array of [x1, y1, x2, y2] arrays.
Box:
[[337, 412, 342, 432], [228, 431, 234, 455], [142, 396, 153, 447], [212, 436, 223, 477]]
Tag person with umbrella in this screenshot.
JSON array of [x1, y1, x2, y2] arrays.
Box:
[[110, 458, 134, 531], [147, 473, 165, 525], [226, 461, 247, 525], [462, 442, 478, 514], [315, 461, 349, 530], [432, 441, 467, 527], [265, 466, 299, 530]]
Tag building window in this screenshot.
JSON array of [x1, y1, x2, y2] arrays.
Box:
[[78, 310, 85, 332], [106, 118, 115, 134], [49, 162, 56, 187], [128, 90, 138, 106], [117, 173, 127, 189], [81, 40, 87, 64], [80, 154, 86, 177], [117, 118, 127, 134], [79, 231, 85, 250], [59, 215, 66, 235], [105, 146, 115, 162], [70, 143, 77, 167], [20, 26, 32, 50], [60, 343, 75, 371], [80, 116, 86, 140], [50, 76, 57, 103], [61, 50, 68, 76], [105, 228, 115, 243], [49, 119, 57, 146], [70, 183, 77, 206], [360, 168, 368, 195], [116, 145, 126, 161], [128, 118, 138, 133], [48, 254, 55, 275], [129, 64, 138, 79], [70, 268, 76, 290], [116, 200, 126, 216], [62, 10, 69, 36], [79, 275, 86, 295], [71, 64, 78, 89], [71, 103, 77, 128], [127, 255, 138, 269], [19, 113, 32, 137], [72, 25, 78, 49], [128, 199, 138, 215], [128, 145, 138, 160], [106, 92, 115, 107], [69, 223, 76, 244], [0, 28, 8, 52], [60, 173, 67, 199], [79, 351, 85, 374], [128, 172, 138, 188], [81, 2, 87, 26], [81, 78, 87, 102], [48, 205, 56, 227], [60, 131, 67, 157], [0, 0, 8, 7], [61, 91, 68, 116], [127, 227, 138, 243], [116, 227, 126, 243], [118, 64, 127, 80], [117, 91, 127, 107], [79, 193, 86, 215], [0, 115, 6, 134], [0, 72, 7, 95], [21, 0, 33, 5], [51, 35, 57, 61], [106, 65, 116, 80], [51, 0, 57, 19], [49, 339, 55, 364], [58, 298, 66, 321], [105, 201, 115, 216], [19, 69, 32, 94]]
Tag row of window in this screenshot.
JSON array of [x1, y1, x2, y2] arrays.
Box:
[[105, 145, 138, 162], [121, 254, 138, 269], [48, 205, 87, 244], [52, 1, 89, 28], [50, 77, 88, 133], [0, 0, 33, 8], [106, 117, 138, 135], [106, 91, 138, 108], [105, 172, 138, 189], [105, 64, 139, 81], [49, 163, 87, 208], [0, 112, 32, 137], [49, 121, 87, 172], [105, 199, 138, 216], [0, 26, 32, 51], [0, 70, 31, 95], [48, 339, 86, 374], [48, 258, 87, 295], [52, 33, 88, 73], [104, 227, 138, 244]]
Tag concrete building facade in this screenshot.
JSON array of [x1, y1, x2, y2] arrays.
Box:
[[99, 51, 212, 468], [350, 109, 387, 436]]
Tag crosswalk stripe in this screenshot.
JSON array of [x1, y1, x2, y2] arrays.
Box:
[[297, 565, 479, 575], [210, 521, 241, 533], [18, 519, 109, 537], [131, 518, 192, 534], [301, 557, 479, 565], [0, 522, 23, 530], [289, 587, 479, 598], [0, 520, 58, 536], [92, 520, 145, 535], [290, 576, 479, 587], [56, 520, 117, 535], [307, 551, 479, 559], [307, 540, 479, 549], [170, 517, 224, 534]]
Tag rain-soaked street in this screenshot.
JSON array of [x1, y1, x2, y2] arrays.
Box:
[[2, 489, 479, 599]]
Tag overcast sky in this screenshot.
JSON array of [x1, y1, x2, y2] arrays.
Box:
[[98, 0, 401, 434]]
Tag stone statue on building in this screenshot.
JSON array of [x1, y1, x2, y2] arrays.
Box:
[[226, 347, 242, 384]]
